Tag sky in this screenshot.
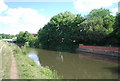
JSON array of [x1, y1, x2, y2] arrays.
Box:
[[0, 0, 119, 35]]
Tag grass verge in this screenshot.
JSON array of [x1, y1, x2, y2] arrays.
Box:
[[13, 44, 59, 79], [1, 41, 59, 79], [0, 41, 12, 79]]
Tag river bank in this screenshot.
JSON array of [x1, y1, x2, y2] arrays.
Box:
[[1, 41, 119, 79], [0, 41, 12, 79], [76, 44, 120, 63], [0, 41, 59, 79], [26, 48, 119, 79]]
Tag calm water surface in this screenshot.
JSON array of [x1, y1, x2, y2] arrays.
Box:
[[27, 48, 119, 79]]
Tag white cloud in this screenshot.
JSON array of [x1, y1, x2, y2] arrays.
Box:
[[4, 0, 74, 2], [0, 0, 8, 13], [6, 7, 49, 26], [111, 8, 118, 12], [0, 4, 49, 34], [110, 8, 118, 16], [74, 0, 119, 12]]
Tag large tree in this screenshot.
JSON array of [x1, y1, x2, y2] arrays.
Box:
[[38, 11, 84, 51], [77, 8, 115, 45], [38, 9, 116, 52], [106, 13, 120, 46]]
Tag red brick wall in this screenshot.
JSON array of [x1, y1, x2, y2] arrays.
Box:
[[79, 44, 120, 51]]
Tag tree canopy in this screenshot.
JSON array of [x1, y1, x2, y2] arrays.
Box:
[[38, 12, 84, 51], [15, 8, 119, 52], [106, 13, 120, 46], [38, 8, 117, 52], [17, 31, 38, 47], [78, 8, 115, 45]]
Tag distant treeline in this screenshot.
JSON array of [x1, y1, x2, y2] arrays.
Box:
[[16, 8, 120, 52], [0, 33, 16, 39]]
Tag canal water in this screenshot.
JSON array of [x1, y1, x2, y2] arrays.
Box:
[[27, 48, 119, 79]]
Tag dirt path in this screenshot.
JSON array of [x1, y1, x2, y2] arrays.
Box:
[[10, 51, 19, 79]]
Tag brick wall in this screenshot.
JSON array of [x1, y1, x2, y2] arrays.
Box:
[[79, 44, 120, 52]]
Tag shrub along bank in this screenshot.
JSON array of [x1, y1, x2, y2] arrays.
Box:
[[14, 47, 59, 79], [1, 41, 59, 79]]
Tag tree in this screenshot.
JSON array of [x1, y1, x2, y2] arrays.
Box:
[[38, 9, 116, 52], [77, 8, 115, 45], [38, 11, 84, 51], [17, 31, 38, 47], [17, 31, 26, 46], [0, 33, 16, 39], [106, 13, 120, 46]]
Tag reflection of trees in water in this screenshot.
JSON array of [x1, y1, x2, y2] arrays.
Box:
[[56, 52, 63, 62], [30, 48, 118, 79], [103, 66, 120, 75]]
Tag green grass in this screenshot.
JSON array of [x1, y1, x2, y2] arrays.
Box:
[[0, 41, 12, 79], [1, 41, 59, 79], [13, 44, 59, 79]]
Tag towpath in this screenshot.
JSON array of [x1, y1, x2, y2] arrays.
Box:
[[10, 50, 18, 79]]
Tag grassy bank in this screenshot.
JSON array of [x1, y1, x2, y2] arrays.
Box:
[[0, 41, 12, 79], [14, 47, 59, 79], [1, 41, 59, 79]]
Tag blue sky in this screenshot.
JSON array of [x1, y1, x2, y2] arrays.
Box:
[[6, 2, 79, 17], [0, 0, 119, 35]]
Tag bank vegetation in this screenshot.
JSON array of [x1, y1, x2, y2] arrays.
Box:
[[16, 8, 120, 52], [0, 41, 59, 79]]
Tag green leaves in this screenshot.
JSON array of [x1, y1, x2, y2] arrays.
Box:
[[88, 8, 111, 19], [17, 31, 38, 47], [0, 33, 16, 39], [38, 9, 117, 52], [107, 13, 120, 46], [38, 11, 84, 51], [78, 8, 115, 45]]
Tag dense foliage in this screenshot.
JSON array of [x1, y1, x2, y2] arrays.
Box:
[[38, 11, 84, 52], [38, 8, 118, 52], [106, 13, 120, 46], [79, 8, 115, 45], [0, 33, 16, 39], [16, 31, 38, 47], [16, 8, 119, 52]]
